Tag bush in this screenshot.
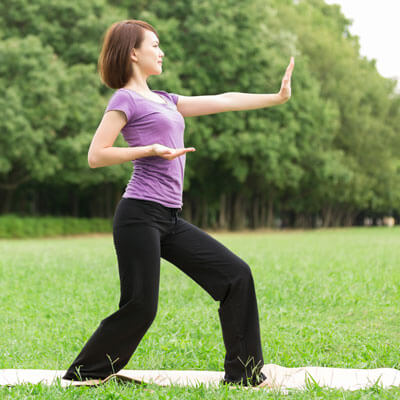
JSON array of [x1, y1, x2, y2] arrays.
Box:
[[0, 215, 112, 238]]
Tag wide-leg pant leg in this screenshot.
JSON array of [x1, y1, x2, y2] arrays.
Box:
[[63, 222, 162, 380], [160, 217, 264, 385]]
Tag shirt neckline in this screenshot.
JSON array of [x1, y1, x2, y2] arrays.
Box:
[[121, 88, 169, 105]]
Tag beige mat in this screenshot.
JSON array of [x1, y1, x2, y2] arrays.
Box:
[[1, 364, 399, 391]]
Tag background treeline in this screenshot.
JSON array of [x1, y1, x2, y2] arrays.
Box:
[[1, 0, 399, 230]]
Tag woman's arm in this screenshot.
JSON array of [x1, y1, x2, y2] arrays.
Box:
[[88, 110, 154, 168], [88, 110, 195, 168], [176, 57, 294, 117]]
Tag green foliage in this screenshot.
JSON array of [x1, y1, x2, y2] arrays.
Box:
[[0, 0, 123, 66], [0, 0, 131, 208], [0, 215, 111, 238], [0, 35, 66, 182], [0, 0, 399, 227], [277, 0, 400, 222]]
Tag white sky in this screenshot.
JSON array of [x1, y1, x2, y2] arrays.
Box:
[[324, 0, 400, 92]]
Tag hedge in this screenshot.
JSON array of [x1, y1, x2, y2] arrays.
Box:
[[0, 215, 112, 238]]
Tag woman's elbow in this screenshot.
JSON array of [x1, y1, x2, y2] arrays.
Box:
[[88, 152, 100, 168]]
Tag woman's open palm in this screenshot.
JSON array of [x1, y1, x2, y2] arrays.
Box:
[[153, 144, 196, 160], [279, 57, 294, 102]]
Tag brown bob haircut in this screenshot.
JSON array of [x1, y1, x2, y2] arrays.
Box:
[[98, 19, 159, 89]]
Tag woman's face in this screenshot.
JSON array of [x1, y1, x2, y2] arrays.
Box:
[[132, 29, 164, 76]]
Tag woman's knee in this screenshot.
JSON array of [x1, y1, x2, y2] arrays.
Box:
[[233, 260, 254, 283], [142, 303, 158, 327], [219, 260, 254, 302], [118, 297, 158, 328], [136, 298, 158, 324]]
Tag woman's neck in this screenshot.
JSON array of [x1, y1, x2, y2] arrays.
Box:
[[124, 76, 151, 94]]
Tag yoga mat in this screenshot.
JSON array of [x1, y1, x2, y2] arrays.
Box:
[[1, 364, 399, 391]]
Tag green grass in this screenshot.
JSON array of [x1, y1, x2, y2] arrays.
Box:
[[1, 227, 399, 399]]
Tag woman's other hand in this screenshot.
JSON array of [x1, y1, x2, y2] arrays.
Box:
[[278, 56, 294, 103], [152, 144, 196, 160]]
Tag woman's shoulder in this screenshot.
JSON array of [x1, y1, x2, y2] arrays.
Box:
[[104, 89, 136, 121], [114, 88, 135, 98], [107, 88, 135, 103]]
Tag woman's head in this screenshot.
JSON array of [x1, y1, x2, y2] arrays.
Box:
[[98, 20, 164, 89]]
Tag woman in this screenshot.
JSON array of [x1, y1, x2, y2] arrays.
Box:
[[63, 19, 294, 387]]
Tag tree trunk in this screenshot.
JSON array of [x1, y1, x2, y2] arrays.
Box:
[[331, 208, 344, 227], [182, 197, 192, 222], [294, 213, 306, 228], [201, 196, 208, 228], [114, 187, 122, 214], [252, 195, 259, 229], [266, 195, 274, 228], [1, 189, 15, 214], [322, 205, 332, 227], [30, 189, 38, 216], [231, 193, 246, 231], [260, 193, 266, 227], [226, 193, 232, 229], [71, 189, 79, 217], [106, 184, 112, 218], [343, 209, 356, 226], [218, 193, 228, 229]]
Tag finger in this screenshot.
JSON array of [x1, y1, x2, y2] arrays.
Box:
[[285, 64, 294, 77], [286, 57, 294, 74], [283, 70, 292, 82], [284, 69, 293, 82], [282, 76, 291, 86], [174, 148, 196, 157], [178, 147, 196, 153], [289, 57, 294, 72]]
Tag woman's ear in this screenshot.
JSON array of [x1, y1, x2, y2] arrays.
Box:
[[130, 49, 139, 63]]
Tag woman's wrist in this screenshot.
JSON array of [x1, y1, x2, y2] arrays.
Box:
[[149, 144, 157, 156], [276, 92, 290, 104]]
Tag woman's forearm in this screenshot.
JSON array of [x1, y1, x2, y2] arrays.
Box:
[[88, 145, 155, 168], [223, 92, 286, 111], [223, 57, 294, 111]]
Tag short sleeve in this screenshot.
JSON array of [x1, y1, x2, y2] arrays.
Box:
[[169, 93, 179, 105], [105, 90, 135, 122]]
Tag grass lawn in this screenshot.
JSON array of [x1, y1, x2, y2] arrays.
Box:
[[0, 227, 399, 399]]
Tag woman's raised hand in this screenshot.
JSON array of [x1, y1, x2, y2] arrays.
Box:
[[152, 144, 196, 160], [278, 56, 294, 103]]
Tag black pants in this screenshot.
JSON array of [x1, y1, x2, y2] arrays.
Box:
[[63, 198, 264, 384]]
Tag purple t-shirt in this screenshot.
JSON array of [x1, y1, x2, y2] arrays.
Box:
[[104, 88, 186, 208]]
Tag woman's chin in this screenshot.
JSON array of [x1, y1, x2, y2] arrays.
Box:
[[150, 67, 163, 76]]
